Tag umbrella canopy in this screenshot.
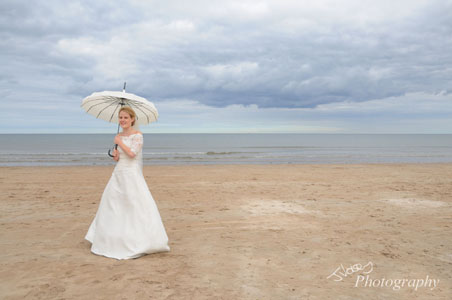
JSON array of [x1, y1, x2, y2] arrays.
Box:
[[81, 90, 158, 125], [81, 85, 158, 157]]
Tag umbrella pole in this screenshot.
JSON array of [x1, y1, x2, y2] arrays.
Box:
[[108, 119, 122, 157], [115, 121, 120, 149], [108, 84, 125, 157]]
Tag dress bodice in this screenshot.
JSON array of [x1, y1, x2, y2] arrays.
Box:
[[116, 133, 143, 171]]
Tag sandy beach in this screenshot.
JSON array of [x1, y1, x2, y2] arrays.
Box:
[[0, 164, 451, 299]]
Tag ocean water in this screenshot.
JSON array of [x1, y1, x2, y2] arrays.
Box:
[[0, 134, 451, 166]]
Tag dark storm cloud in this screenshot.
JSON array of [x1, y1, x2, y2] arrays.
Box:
[[106, 0, 452, 108], [1, 0, 452, 112]]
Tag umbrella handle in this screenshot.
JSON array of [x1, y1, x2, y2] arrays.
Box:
[[108, 144, 118, 158]]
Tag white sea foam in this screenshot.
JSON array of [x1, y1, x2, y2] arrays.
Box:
[[1, 133, 452, 166]]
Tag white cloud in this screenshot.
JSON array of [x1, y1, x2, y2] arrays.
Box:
[[203, 62, 259, 77], [167, 20, 196, 31], [1, 0, 452, 133]]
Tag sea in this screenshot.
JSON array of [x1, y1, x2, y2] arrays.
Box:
[[0, 134, 451, 167]]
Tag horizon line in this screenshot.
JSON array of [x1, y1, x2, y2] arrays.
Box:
[[0, 132, 451, 135]]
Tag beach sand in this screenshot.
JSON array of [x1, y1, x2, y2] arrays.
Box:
[[1, 164, 451, 299]]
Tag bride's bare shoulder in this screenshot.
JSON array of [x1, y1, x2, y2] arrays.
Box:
[[135, 130, 143, 135]]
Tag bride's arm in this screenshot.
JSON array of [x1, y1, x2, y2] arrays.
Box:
[[114, 135, 136, 158], [114, 134, 143, 159]]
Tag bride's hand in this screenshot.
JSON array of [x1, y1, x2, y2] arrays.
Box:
[[114, 134, 121, 145], [112, 149, 119, 161]]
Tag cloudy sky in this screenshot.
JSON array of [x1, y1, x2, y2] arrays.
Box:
[[1, 0, 452, 133]]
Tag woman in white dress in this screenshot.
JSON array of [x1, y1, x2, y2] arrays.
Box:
[[85, 107, 170, 259]]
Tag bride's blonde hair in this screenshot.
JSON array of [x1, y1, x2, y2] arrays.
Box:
[[119, 107, 136, 126]]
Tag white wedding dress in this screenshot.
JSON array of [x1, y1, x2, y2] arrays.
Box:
[[85, 133, 170, 260]]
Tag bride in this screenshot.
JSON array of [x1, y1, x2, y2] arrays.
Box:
[[85, 107, 170, 259]]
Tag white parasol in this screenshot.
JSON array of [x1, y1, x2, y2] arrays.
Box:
[[81, 83, 158, 157], [81, 83, 158, 125]]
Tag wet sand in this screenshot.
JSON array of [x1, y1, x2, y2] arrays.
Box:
[[1, 164, 451, 299]]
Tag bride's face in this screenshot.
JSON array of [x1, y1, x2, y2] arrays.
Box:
[[119, 111, 134, 129]]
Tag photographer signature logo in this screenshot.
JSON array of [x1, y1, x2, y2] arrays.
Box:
[[327, 261, 373, 282], [327, 261, 440, 291]]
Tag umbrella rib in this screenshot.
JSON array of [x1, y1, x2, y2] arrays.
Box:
[[129, 100, 158, 120], [83, 98, 118, 113], [82, 96, 120, 110], [96, 101, 120, 119], [128, 101, 154, 113], [82, 97, 116, 106], [82, 96, 121, 106], [128, 101, 156, 123], [83, 96, 127, 119], [127, 102, 150, 123], [109, 103, 122, 122]]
